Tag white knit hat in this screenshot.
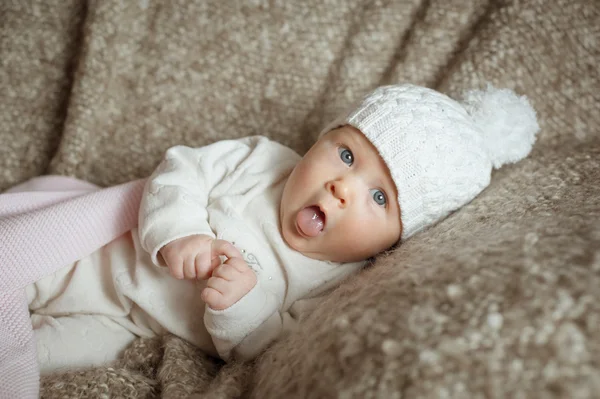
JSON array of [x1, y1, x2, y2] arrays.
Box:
[[321, 84, 539, 240]]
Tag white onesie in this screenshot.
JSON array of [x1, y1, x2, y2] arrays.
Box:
[[27, 136, 364, 374]]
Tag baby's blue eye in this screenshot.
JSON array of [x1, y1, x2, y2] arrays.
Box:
[[338, 147, 354, 166], [370, 189, 387, 206]]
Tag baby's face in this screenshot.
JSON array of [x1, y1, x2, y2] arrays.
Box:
[[280, 125, 401, 263]]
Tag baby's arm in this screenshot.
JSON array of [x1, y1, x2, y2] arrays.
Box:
[[138, 139, 254, 268], [204, 285, 319, 361]]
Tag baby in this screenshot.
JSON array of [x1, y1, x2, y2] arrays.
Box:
[[23, 83, 538, 374]]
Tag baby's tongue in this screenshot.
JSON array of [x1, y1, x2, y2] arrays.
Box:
[[296, 206, 325, 237]]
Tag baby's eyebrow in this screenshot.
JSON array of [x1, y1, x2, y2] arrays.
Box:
[[346, 129, 364, 148], [376, 166, 397, 197], [375, 175, 389, 191]]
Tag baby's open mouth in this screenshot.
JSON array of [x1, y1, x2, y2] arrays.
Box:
[[296, 205, 326, 237]]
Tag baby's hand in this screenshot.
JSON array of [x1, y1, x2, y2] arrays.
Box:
[[159, 235, 241, 280], [201, 257, 257, 310]]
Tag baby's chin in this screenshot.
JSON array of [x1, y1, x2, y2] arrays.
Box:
[[282, 229, 316, 258], [285, 237, 365, 263], [280, 224, 329, 261]]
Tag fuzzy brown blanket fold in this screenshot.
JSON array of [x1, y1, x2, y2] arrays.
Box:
[[1, 1, 599, 398]]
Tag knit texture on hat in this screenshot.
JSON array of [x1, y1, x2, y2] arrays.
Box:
[[321, 84, 539, 240]]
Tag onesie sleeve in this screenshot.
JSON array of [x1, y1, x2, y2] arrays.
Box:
[[203, 283, 322, 361], [138, 138, 257, 266]]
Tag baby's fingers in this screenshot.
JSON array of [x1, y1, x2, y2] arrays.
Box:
[[212, 263, 240, 281], [202, 276, 229, 310], [224, 257, 252, 273], [183, 256, 197, 279], [194, 250, 224, 280], [201, 287, 224, 310], [194, 250, 216, 279], [205, 276, 228, 294], [166, 255, 185, 279], [169, 266, 185, 280], [211, 239, 242, 260]]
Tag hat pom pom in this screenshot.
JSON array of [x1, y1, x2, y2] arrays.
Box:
[[462, 84, 540, 169]]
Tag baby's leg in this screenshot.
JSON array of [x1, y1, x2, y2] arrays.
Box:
[[31, 313, 136, 375], [26, 233, 148, 374], [26, 261, 77, 313]]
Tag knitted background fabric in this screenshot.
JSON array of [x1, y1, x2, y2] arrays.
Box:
[[1, 0, 599, 398]]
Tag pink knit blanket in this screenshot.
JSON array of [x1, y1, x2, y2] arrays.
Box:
[[0, 176, 146, 399]]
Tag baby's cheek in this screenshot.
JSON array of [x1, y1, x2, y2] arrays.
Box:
[[346, 216, 387, 249], [336, 223, 372, 252]]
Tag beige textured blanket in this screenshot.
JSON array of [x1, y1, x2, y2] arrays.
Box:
[[1, 1, 599, 397]]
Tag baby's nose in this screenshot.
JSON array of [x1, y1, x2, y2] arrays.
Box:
[[328, 180, 350, 206]]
